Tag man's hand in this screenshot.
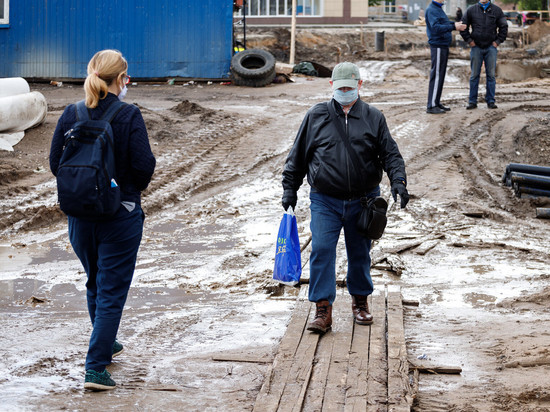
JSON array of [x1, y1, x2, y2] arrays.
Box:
[[492, 41, 498, 48], [391, 181, 410, 209], [282, 189, 297, 211], [455, 22, 467, 31], [469, 40, 476, 47]]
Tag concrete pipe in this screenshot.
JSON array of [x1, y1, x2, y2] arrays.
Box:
[[0, 77, 30, 98], [0, 91, 47, 133]]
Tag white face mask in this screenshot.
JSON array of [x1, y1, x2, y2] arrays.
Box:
[[118, 84, 128, 101], [333, 88, 358, 106]]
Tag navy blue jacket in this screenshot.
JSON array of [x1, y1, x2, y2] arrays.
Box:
[[460, 3, 507, 49], [425, 1, 456, 47], [50, 93, 156, 205]]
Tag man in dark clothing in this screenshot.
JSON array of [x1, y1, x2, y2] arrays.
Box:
[[455, 7, 463, 22], [281, 62, 409, 334], [460, 0, 508, 109], [425, 0, 467, 114]]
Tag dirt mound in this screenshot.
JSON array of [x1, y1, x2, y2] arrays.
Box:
[[497, 286, 550, 309], [511, 113, 550, 166], [171, 100, 214, 116], [243, 27, 430, 66], [526, 20, 550, 43], [524, 32, 550, 56]]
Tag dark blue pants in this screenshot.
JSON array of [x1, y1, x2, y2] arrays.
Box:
[[427, 46, 450, 109], [68, 205, 144, 372], [308, 188, 379, 305], [469, 45, 498, 105]]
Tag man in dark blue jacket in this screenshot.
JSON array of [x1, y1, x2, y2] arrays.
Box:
[[460, 0, 507, 109], [425, 0, 466, 114]]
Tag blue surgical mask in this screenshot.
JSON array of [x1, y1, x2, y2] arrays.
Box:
[[333, 88, 358, 106], [118, 84, 128, 101]]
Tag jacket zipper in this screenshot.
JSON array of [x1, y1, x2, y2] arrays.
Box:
[[345, 113, 352, 194]]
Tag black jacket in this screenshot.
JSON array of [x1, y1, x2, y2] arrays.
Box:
[[282, 98, 406, 199], [460, 3, 508, 49]]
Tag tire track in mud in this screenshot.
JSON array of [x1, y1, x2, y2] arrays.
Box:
[[0, 179, 63, 235], [390, 105, 527, 218], [0, 99, 299, 237], [141, 107, 293, 216]]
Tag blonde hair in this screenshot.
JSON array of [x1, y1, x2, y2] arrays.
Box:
[[84, 50, 128, 108]]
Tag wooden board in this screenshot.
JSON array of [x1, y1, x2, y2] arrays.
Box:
[[321, 293, 354, 411], [366, 290, 388, 412], [253, 295, 313, 412], [387, 290, 412, 411], [344, 294, 371, 412], [254, 285, 412, 412]]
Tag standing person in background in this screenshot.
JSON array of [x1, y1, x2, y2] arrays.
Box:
[[425, 0, 467, 114], [281, 62, 409, 334], [460, 0, 508, 109], [456, 7, 463, 21], [50, 50, 156, 390]]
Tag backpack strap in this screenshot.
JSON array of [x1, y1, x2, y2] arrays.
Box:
[[75, 100, 90, 121], [75, 100, 126, 123], [100, 100, 127, 124]]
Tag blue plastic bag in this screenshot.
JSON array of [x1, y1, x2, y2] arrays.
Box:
[[273, 208, 302, 286]]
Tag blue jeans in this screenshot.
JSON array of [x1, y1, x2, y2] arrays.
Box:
[[469, 46, 498, 105], [68, 205, 144, 372], [309, 188, 379, 305]]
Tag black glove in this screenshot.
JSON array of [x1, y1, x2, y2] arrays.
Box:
[[282, 189, 297, 211], [391, 180, 409, 209]]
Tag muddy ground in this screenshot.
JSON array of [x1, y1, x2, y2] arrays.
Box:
[[1, 26, 550, 411]]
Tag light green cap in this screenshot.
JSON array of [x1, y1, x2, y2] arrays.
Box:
[[331, 62, 361, 91]]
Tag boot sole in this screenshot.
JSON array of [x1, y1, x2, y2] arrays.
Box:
[[354, 318, 373, 325], [307, 324, 332, 334], [112, 348, 124, 358], [84, 382, 116, 391]]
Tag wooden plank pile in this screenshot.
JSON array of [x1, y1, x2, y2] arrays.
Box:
[[253, 286, 415, 412]]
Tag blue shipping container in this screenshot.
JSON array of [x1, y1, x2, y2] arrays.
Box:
[[0, 0, 233, 79]]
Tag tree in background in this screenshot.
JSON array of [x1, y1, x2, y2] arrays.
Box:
[[517, 0, 546, 10]]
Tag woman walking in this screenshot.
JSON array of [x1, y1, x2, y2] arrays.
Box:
[[49, 49, 156, 390]]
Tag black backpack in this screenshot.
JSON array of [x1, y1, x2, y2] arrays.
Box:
[[56, 100, 126, 218]]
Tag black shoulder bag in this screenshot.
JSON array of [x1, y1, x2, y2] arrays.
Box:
[[326, 101, 388, 240]]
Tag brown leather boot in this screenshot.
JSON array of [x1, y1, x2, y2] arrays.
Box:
[[352, 295, 373, 325], [307, 300, 332, 334]]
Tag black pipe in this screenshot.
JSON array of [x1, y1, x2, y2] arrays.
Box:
[[507, 163, 550, 177], [516, 185, 550, 197], [503, 163, 550, 186], [510, 172, 550, 190], [536, 208, 550, 219]]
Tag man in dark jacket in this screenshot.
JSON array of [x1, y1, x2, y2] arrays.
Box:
[[425, 0, 466, 114], [460, 0, 508, 109], [281, 62, 409, 334]]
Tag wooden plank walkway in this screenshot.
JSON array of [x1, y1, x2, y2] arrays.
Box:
[[253, 285, 414, 412]]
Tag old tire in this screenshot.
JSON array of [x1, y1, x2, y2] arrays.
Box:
[[230, 49, 276, 80], [231, 69, 276, 87]]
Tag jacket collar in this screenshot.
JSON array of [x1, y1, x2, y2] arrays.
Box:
[[478, 2, 491, 11]]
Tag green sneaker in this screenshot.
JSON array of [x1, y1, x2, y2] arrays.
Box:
[[112, 340, 124, 357], [84, 369, 116, 391]]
